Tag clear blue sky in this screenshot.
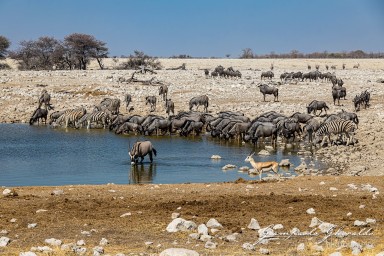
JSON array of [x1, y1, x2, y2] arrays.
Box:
[[0, 0, 383, 57]]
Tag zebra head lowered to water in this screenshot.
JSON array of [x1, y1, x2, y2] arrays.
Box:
[[314, 119, 357, 146]]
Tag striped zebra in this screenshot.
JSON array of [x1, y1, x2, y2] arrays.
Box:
[[78, 110, 110, 129], [56, 107, 87, 128], [315, 119, 357, 146]]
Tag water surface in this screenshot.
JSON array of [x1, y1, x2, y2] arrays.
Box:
[[0, 124, 319, 186]]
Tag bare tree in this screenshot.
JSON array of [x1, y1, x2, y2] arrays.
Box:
[[64, 33, 108, 70], [239, 48, 254, 59]]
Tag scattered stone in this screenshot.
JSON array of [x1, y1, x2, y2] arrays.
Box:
[[210, 228, 220, 235], [211, 155, 222, 159], [166, 218, 197, 232], [145, 241, 153, 246], [171, 212, 180, 219], [224, 233, 239, 242], [81, 230, 91, 236], [206, 218, 223, 229], [329, 252, 342, 256], [160, 248, 199, 256], [19, 252, 37, 256], [318, 222, 336, 233], [247, 218, 260, 230], [197, 224, 208, 235], [238, 166, 250, 172], [76, 240, 85, 246], [361, 184, 378, 193], [51, 189, 64, 196], [93, 246, 104, 255], [347, 212, 352, 217], [330, 187, 338, 191], [359, 204, 365, 209], [36, 209, 48, 213], [297, 243, 305, 251], [120, 212, 131, 217], [347, 183, 358, 190], [222, 164, 236, 170], [260, 248, 270, 255], [10, 218, 17, 223], [242, 243, 255, 251], [279, 159, 291, 167], [273, 224, 283, 230], [354, 220, 367, 227], [0, 230, 8, 235], [99, 238, 108, 246], [0, 236, 10, 247], [312, 245, 324, 252], [376, 252, 384, 256], [294, 162, 307, 172], [306, 208, 316, 215], [27, 223, 37, 229], [31, 246, 53, 253], [309, 217, 322, 227], [258, 227, 276, 239], [290, 227, 300, 235], [366, 218, 376, 224], [351, 240, 363, 255], [200, 234, 212, 242], [189, 233, 200, 240], [258, 150, 270, 156], [2, 188, 17, 197], [319, 181, 326, 185], [204, 241, 217, 249], [45, 238, 62, 246]]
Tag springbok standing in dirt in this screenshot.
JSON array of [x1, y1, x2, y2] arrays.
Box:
[[244, 152, 279, 180]]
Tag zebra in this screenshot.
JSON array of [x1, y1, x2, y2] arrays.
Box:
[[56, 108, 87, 128], [314, 119, 357, 146], [77, 110, 110, 129]]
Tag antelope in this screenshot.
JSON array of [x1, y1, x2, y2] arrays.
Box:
[[244, 152, 279, 180]]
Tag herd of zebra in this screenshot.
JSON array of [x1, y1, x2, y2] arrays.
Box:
[[29, 87, 366, 147]]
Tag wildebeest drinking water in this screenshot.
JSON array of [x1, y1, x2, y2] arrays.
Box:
[[128, 141, 157, 165], [189, 95, 209, 112]]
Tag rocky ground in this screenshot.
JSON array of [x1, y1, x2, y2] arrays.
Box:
[[0, 58, 384, 255]]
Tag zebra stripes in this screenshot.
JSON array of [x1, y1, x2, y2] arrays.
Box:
[[315, 119, 357, 145], [56, 108, 86, 128], [83, 111, 109, 129]]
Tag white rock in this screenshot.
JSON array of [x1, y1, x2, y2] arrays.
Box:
[[99, 238, 108, 246], [197, 224, 208, 235], [0, 236, 10, 247], [329, 252, 342, 256], [45, 238, 62, 246], [19, 252, 37, 256], [351, 240, 363, 255], [242, 243, 255, 251], [210, 155, 222, 159], [329, 187, 338, 191], [319, 181, 326, 185], [2, 188, 12, 196], [318, 222, 336, 233], [120, 212, 131, 217], [279, 159, 291, 167], [204, 241, 217, 249], [359, 204, 365, 209], [239, 166, 250, 172], [27, 223, 37, 229], [159, 248, 199, 256], [222, 164, 236, 170], [36, 209, 48, 213], [306, 208, 316, 215], [224, 233, 239, 242], [77, 240, 86, 246], [0, 230, 8, 235], [51, 189, 64, 195], [206, 218, 223, 229], [366, 218, 376, 224], [347, 212, 352, 217], [297, 243, 305, 251], [376, 251, 384, 256], [166, 218, 197, 232], [10, 218, 17, 223], [260, 248, 270, 255], [309, 217, 322, 227], [248, 218, 260, 230], [258, 227, 276, 238], [290, 227, 300, 235], [199, 234, 212, 242], [354, 220, 367, 227], [273, 224, 283, 230], [258, 150, 270, 156], [189, 233, 200, 240], [93, 246, 104, 255], [313, 245, 324, 252], [31, 246, 52, 252]]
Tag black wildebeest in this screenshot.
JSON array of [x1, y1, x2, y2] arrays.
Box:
[[261, 71, 274, 80], [332, 86, 346, 105], [159, 85, 168, 101], [115, 122, 143, 135], [306, 100, 329, 116], [189, 95, 209, 112], [165, 99, 175, 116], [258, 84, 278, 102], [30, 108, 48, 125], [145, 96, 157, 112], [251, 124, 279, 146], [128, 141, 157, 165]]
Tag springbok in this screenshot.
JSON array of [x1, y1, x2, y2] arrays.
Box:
[[244, 152, 279, 180]]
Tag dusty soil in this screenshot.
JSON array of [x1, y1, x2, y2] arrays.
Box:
[[1, 176, 383, 255], [0, 59, 384, 255]]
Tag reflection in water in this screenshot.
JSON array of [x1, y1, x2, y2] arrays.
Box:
[[129, 164, 157, 184]]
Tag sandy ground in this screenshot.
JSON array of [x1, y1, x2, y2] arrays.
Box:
[[0, 58, 384, 255]]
